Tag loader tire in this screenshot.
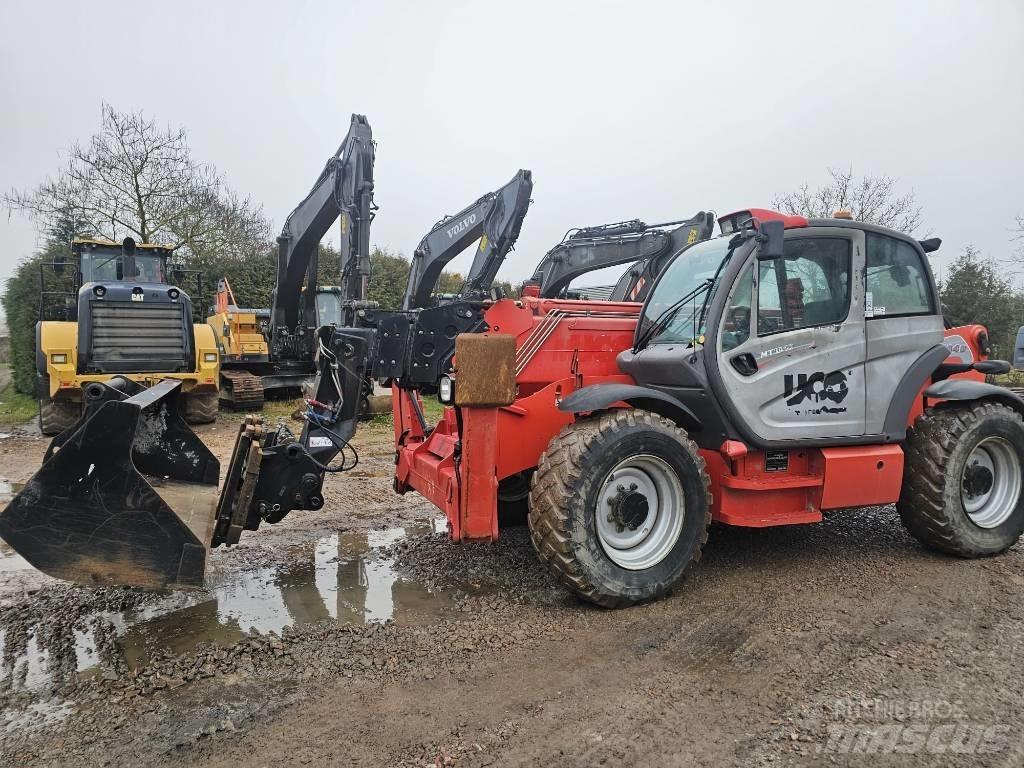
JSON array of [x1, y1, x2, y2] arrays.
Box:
[[528, 409, 711, 608], [38, 396, 80, 436], [899, 401, 1024, 557], [184, 391, 219, 425]]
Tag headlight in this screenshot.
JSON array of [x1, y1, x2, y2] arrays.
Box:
[[93, 285, 106, 297], [438, 375, 455, 405], [203, 352, 218, 363], [50, 353, 67, 364]]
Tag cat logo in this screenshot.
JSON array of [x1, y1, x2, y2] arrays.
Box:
[[687, 228, 699, 245]]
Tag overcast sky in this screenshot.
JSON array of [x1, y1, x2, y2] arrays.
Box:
[[2, 0, 1022, 289]]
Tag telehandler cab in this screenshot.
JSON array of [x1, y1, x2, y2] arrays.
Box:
[[2, 196, 1022, 608]]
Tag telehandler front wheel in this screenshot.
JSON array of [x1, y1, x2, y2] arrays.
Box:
[[528, 410, 711, 608], [899, 401, 1024, 557]]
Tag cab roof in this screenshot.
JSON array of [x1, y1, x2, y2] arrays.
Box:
[[719, 209, 939, 255], [71, 238, 174, 253]]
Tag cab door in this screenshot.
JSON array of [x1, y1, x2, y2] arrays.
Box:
[[717, 228, 867, 442], [861, 232, 944, 433]]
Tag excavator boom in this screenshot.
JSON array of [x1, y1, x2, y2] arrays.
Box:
[[524, 212, 714, 300], [403, 170, 532, 309], [270, 114, 375, 360]]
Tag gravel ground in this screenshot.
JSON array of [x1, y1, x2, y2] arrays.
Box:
[[1, 411, 1024, 766]]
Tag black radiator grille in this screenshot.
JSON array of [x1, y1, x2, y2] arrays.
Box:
[[88, 301, 189, 372]]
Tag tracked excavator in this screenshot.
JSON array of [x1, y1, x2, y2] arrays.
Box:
[[209, 114, 376, 409], [4, 185, 1024, 609]]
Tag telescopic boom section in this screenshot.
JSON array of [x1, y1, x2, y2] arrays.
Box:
[[270, 114, 375, 357], [403, 169, 533, 310]]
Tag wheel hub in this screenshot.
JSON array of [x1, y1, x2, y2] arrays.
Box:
[[962, 462, 994, 500], [606, 484, 650, 532], [595, 455, 685, 571], [960, 436, 1022, 528]]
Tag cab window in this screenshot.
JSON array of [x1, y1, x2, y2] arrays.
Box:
[[757, 238, 851, 335], [721, 263, 753, 351], [865, 233, 934, 317]]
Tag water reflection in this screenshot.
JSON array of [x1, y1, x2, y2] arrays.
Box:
[[0, 520, 454, 692]]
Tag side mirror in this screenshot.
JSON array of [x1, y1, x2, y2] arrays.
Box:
[[1014, 326, 1024, 370], [756, 220, 785, 260], [52, 255, 65, 275]]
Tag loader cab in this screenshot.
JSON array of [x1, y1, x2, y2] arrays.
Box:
[[71, 239, 197, 375], [73, 239, 172, 285], [620, 210, 944, 449]]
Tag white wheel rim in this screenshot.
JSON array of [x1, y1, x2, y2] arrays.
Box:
[[961, 436, 1022, 529], [596, 454, 684, 570]]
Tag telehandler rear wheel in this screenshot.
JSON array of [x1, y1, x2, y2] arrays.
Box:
[[184, 391, 219, 425], [38, 396, 80, 436], [528, 409, 711, 608], [899, 401, 1024, 557]]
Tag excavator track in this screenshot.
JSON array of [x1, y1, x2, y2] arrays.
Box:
[[220, 369, 265, 410]]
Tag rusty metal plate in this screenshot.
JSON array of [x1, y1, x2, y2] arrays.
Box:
[[454, 334, 517, 407]]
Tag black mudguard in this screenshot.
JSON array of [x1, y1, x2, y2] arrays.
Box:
[[558, 383, 702, 431], [924, 379, 1024, 417]]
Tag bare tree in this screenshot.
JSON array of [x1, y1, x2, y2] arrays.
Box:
[[772, 168, 924, 234], [5, 104, 269, 258], [1014, 214, 1024, 257]]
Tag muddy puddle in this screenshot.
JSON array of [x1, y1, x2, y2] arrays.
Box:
[[0, 509, 456, 696], [0, 480, 29, 575]]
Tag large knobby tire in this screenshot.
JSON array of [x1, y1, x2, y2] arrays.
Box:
[[899, 401, 1024, 557], [38, 397, 81, 436], [184, 391, 219, 425], [528, 410, 711, 608]]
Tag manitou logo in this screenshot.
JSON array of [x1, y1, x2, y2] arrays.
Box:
[[446, 214, 477, 239]]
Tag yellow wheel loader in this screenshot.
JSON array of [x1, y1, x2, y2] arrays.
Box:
[[36, 237, 220, 435]]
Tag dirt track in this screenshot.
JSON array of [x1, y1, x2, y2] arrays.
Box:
[[1, 411, 1024, 766]]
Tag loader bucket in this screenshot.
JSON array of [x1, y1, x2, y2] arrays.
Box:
[[0, 378, 220, 590]]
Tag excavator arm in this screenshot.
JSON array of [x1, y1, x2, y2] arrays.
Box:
[[525, 212, 715, 300], [403, 170, 532, 310], [271, 114, 375, 359]]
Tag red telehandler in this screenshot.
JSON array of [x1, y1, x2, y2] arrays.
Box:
[[2, 188, 1023, 608]]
